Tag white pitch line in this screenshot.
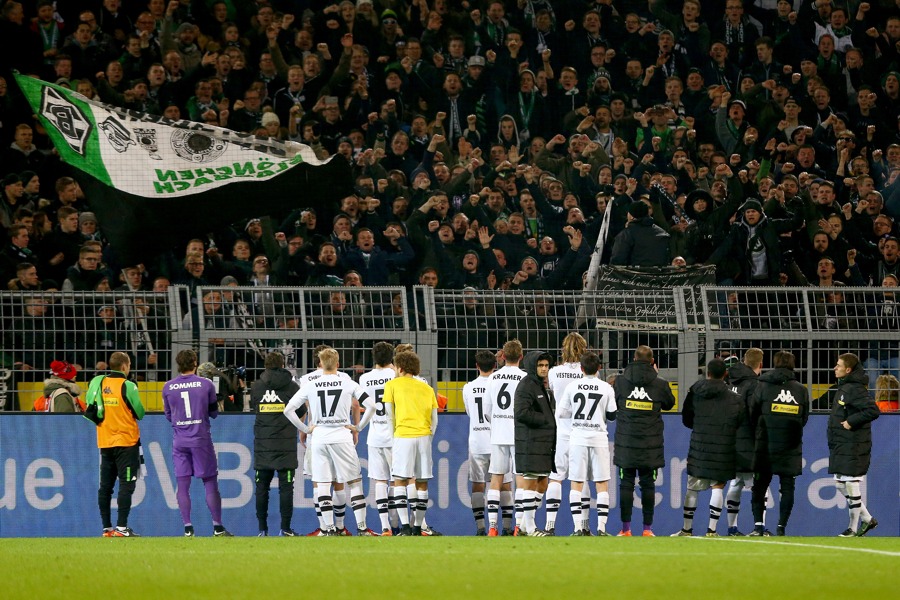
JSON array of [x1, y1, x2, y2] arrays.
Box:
[[688, 536, 900, 557]]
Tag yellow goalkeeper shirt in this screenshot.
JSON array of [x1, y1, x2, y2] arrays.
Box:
[[383, 375, 437, 438]]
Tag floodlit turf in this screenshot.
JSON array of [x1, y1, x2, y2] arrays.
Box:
[[3, 537, 897, 599]]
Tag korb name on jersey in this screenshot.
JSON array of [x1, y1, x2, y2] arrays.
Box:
[[259, 389, 285, 412], [772, 389, 800, 414]]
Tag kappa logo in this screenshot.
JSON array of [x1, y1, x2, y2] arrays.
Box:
[[40, 86, 92, 155], [134, 127, 162, 160], [774, 389, 798, 404], [171, 130, 227, 163], [627, 387, 651, 401], [98, 116, 135, 153], [261, 390, 280, 403]]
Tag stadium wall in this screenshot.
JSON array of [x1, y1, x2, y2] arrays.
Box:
[[0, 415, 896, 537]]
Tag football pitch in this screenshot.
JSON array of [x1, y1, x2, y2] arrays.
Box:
[[3, 536, 897, 599]]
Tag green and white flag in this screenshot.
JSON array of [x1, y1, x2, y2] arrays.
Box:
[[15, 74, 352, 263]]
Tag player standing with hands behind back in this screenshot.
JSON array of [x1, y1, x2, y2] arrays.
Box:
[[384, 350, 439, 536], [163, 349, 233, 537]]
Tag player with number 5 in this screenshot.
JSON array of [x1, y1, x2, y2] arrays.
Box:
[[163, 349, 233, 537]]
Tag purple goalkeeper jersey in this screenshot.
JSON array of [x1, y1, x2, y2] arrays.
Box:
[[163, 374, 218, 447]]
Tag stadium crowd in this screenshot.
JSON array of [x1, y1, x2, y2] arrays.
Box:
[[1, 1, 900, 389]]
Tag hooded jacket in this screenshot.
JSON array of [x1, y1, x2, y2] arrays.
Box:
[[41, 377, 83, 413], [613, 360, 676, 469], [682, 378, 743, 482], [828, 368, 880, 477], [707, 204, 803, 283], [250, 367, 301, 470], [749, 367, 809, 476], [609, 216, 671, 267], [514, 351, 557, 474], [726, 361, 759, 472]]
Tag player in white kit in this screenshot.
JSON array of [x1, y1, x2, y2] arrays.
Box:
[[555, 352, 617, 536], [295, 345, 354, 536], [485, 339, 526, 537], [358, 342, 397, 535], [462, 350, 499, 535], [284, 348, 379, 536], [546, 332, 589, 534]]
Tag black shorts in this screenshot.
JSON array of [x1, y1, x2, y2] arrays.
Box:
[[101, 444, 141, 483]]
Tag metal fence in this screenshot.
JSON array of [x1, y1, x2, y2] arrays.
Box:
[[1, 286, 897, 413]]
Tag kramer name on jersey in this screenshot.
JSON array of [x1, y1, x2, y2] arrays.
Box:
[[259, 389, 285, 412], [493, 373, 523, 381]]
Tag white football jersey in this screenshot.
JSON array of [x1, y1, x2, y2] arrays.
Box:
[[295, 367, 353, 387], [296, 373, 365, 444], [486, 365, 526, 445], [462, 375, 493, 455], [557, 376, 617, 446], [548, 362, 583, 437], [359, 366, 396, 448]]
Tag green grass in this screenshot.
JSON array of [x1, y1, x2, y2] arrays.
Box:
[[3, 537, 897, 599]]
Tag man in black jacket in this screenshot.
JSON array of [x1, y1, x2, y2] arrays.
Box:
[[250, 351, 302, 536], [829, 353, 881, 537], [609, 201, 671, 267], [748, 351, 809, 537], [514, 350, 556, 537], [724, 347, 763, 536], [612, 345, 676, 537], [707, 198, 803, 285], [673, 359, 743, 537]]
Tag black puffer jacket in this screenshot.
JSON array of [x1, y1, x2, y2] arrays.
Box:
[[828, 369, 880, 477], [683, 378, 743, 482], [250, 367, 301, 470], [514, 351, 556, 475], [727, 362, 759, 472], [613, 360, 676, 469], [750, 367, 809, 476]]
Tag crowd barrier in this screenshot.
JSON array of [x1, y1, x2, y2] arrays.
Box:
[[3, 286, 897, 413], [0, 414, 895, 537]]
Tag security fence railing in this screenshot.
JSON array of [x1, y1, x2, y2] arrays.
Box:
[[1, 286, 896, 413]]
